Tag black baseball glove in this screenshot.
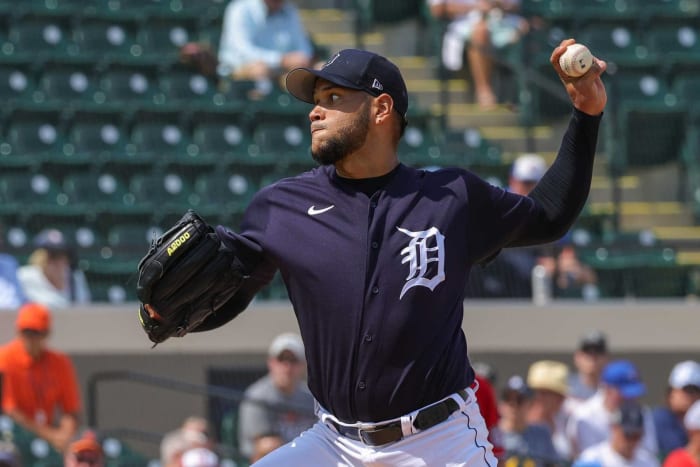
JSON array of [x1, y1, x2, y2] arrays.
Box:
[[136, 210, 248, 345]]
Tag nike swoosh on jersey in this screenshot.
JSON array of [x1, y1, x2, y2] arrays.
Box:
[[307, 205, 335, 216]]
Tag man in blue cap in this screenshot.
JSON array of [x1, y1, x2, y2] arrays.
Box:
[[567, 360, 658, 459]]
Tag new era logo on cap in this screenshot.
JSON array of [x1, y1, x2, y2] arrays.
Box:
[[286, 49, 408, 118]]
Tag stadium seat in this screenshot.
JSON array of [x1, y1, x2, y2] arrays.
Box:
[[608, 105, 687, 176], [129, 171, 200, 218], [0, 109, 64, 168], [128, 110, 191, 164], [433, 127, 504, 173], [5, 14, 75, 62], [158, 64, 220, 108], [640, 0, 700, 21], [576, 0, 639, 22], [72, 16, 141, 65], [62, 171, 139, 218], [520, 0, 574, 20], [35, 63, 99, 109], [250, 114, 310, 170], [63, 109, 127, 167], [189, 110, 252, 167], [96, 63, 162, 109], [138, 16, 196, 64], [94, 222, 162, 274], [0, 172, 72, 219], [647, 23, 700, 70], [608, 70, 674, 106], [0, 62, 36, 111], [193, 172, 255, 225], [398, 125, 441, 167], [577, 22, 655, 68]]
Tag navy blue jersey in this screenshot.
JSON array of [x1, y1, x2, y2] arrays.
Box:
[[207, 109, 601, 423]]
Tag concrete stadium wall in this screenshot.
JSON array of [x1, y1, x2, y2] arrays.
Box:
[[1, 300, 698, 458]]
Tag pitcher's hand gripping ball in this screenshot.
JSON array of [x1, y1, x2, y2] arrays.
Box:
[[559, 43, 593, 78], [136, 210, 248, 344]]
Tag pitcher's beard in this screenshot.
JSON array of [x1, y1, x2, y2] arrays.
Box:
[[311, 104, 370, 166]]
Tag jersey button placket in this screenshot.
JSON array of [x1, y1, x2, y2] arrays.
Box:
[[358, 381, 366, 390]]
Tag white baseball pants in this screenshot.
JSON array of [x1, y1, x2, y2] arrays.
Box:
[[251, 387, 497, 467]]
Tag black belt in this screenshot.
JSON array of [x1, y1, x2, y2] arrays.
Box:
[[328, 390, 467, 446]]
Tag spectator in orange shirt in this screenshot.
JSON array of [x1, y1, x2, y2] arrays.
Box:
[[0, 302, 81, 452]]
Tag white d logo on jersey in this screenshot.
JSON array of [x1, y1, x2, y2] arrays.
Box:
[[397, 226, 445, 299]]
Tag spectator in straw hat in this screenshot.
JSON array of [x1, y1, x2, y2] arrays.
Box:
[[526, 360, 573, 461]]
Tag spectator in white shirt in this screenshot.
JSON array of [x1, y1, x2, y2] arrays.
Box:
[[568, 360, 658, 458], [575, 400, 660, 467]]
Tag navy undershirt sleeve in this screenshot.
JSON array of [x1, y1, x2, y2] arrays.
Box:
[[508, 108, 602, 247]]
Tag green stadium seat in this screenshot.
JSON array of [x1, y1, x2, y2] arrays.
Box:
[[608, 105, 687, 176], [89, 278, 133, 303], [577, 23, 656, 68], [189, 110, 252, 167], [72, 16, 141, 65], [158, 65, 221, 107], [521, 0, 574, 20], [96, 63, 162, 109], [398, 125, 442, 168], [35, 63, 99, 109], [193, 172, 255, 224], [647, 23, 700, 70], [5, 14, 75, 62], [608, 70, 674, 105], [576, 0, 639, 22], [62, 171, 139, 218], [640, 0, 700, 21], [0, 172, 72, 219], [129, 171, 200, 217], [582, 244, 689, 298], [92, 221, 163, 274], [62, 109, 127, 167], [138, 16, 196, 64], [430, 127, 504, 172], [0, 62, 36, 110], [0, 109, 64, 168], [128, 110, 191, 163]]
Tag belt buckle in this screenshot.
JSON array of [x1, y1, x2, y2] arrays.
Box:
[[357, 424, 376, 445]]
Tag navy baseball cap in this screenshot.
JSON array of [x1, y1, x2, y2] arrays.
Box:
[[286, 49, 409, 118], [611, 400, 645, 436], [602, 360, 646, 398]]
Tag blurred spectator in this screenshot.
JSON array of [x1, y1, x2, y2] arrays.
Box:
[[0, 303, 81, 452], [63, 429, 105, 467], [237, 332, 315, 460], [475, 372, 505, 460], [653, 361, 700, 460], [499, 374, 560, 467], [526, 360, 572, 461], [567, 331, 610, 410], [217, 0, 314, 87], [250, 432, 285, 464], [663, 400, 700, 467], [161, 416, 212, 467], [427, 0, 529, 108], [473, 360, 498, 385], [567, 360, 658, 458], [575, 400, 660, 467], [0, 437, 21, 467], [551, 236, 599, 300], [179, 446, 221, 467], [465, 154, 552, 299], [0, 224, 27, 310], [17, 229, 91, 310]]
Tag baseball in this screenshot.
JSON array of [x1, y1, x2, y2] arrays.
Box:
[[559, 43, 593, 78]]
